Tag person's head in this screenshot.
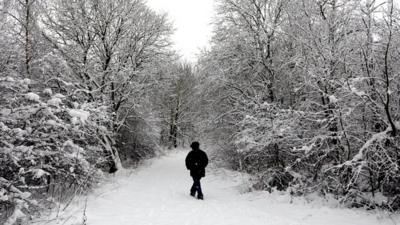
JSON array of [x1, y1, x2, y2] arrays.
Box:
[[190, 141, 200, 150]]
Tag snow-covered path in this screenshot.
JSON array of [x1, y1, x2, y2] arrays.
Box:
[[36, 150, 399, 225]]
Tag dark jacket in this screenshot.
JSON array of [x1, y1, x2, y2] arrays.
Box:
[[185, 149, 208, 178]]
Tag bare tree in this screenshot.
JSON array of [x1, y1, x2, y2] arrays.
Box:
[[155, 63, 199, 148], [198, 0, 400, 208], [6, 0, 42, 77]]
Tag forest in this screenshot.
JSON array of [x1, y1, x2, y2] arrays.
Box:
[[0, 0, 399, 224]]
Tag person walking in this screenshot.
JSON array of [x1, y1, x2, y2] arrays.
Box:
[[185, 141, 208, 200]]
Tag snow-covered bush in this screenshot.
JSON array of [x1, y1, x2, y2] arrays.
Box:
[[197, 0, 400, 211], [230, 101, 299, 190], [0, 76, 117, 224], [0, 0, 173, 223]]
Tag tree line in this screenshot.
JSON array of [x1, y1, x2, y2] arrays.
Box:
[[0, 0, 198, 223], [1, 0, 400, 223], [196, 0, 400, 210]]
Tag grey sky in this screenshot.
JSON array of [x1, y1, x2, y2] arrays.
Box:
[[146, 0, 215, 62]]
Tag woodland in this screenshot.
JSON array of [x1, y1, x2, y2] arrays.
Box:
[[0, 0, 399, 224]]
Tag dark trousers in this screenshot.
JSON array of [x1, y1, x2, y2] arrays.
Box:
[[190, 177, 203, 197]]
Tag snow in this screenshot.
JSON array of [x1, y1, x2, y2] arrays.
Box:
[[25, 92, 40, 102], [14, 146, 32, 153], [62, 140, 89, 169], [30, 169, 50, 179], [245, 115, 254, 120], [63, 140, 85, 157], [349, 78, 366, 97], [350, 128, 390, 163], [0, 122, 9, 131], [43, 88, 53, 95], [361, 192, 387, 205], [0, 188, 8, 201], [5, 208, 25, 225], [53, 93, 65, 99], [68, 109, 90, 124], [47, 97, 62, 107], [0, 108, 11, 116], [21, 78, 31, 85], [298, 144, 314, 153], [5, 76, 15, 82], [20, 191, 31, 199], [35, 151, 399, 225], [13, 128, 28, 138], [328, 95, 338, 103], [46, 120, 58, 126]]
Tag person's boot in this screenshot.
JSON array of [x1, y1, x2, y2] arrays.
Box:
[[190, 188, 196, 197], [197, 194, 203, 200], [190, 185, 196, 197]]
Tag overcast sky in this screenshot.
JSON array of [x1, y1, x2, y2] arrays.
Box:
[[146, 0, 215, 62]]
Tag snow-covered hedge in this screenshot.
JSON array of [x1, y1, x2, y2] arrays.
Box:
[[223, 98, 400, 210], [0, 77, 116, 224]]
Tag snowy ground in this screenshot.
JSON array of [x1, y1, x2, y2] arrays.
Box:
[[33, 150, 400, 225]]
